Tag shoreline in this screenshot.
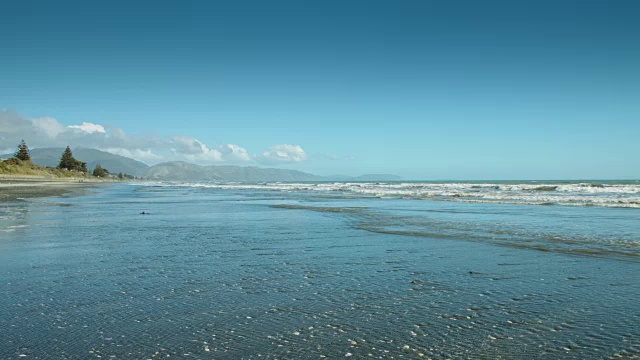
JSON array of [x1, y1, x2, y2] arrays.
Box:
[[0, 178, 115, 202]]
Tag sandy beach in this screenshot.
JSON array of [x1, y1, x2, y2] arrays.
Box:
[[0, 177, 106, 202]]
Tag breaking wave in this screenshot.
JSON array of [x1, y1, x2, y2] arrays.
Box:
[[140, 181, 640, 209]]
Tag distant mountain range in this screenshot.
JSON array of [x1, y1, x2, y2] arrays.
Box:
[[2, 148, 401, 182], [145, 161, 323, 182], [145, 162, 401, 182]]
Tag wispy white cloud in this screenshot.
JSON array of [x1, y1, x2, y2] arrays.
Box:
[[32, 117, 65, 138], [67, 122, 106, 134], [0, 110, 290, 166], [314, 153, 355, 161], [218, 143, 251, 162], [171, 135, 212, 156], [257, 144, 308, 164], [170, 136, 251, 164], [0, 110, 161, 152], [103, 148, 164, 163]]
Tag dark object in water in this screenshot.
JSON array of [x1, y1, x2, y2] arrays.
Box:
[[140, 211, 150, 215]]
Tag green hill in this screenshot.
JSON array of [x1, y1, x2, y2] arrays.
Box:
[[0, 157, 93, 179]]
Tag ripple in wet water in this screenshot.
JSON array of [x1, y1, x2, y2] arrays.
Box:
[[0, 185, 638, 359]]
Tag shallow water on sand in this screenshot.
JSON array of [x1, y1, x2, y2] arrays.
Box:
[[1, 184, 639, 359]]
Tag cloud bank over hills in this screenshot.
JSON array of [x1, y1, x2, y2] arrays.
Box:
[[0, 110, 307, 166]]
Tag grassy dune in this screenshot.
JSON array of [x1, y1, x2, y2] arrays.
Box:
[[0, 158, 97, 180]]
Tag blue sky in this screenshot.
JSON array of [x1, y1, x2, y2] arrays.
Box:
[[1, 0, 639, 179]]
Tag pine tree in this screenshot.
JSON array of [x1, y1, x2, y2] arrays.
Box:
[[58, 146, 76, 170], [93, 163, 108, 177], [14, 140, 31, 161]]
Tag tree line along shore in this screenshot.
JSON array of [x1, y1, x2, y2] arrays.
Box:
[[0, 140, 134, 181]]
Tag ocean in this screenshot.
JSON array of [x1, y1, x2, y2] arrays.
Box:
[[1, 181, 639, 359]]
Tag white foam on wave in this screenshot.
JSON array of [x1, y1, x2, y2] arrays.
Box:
[[139, 181, 640, 208], [0, 224, 29, 232]]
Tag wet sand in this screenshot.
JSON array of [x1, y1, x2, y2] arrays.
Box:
[[0, 180, 98, 202], [1, 184, 638, 359]]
